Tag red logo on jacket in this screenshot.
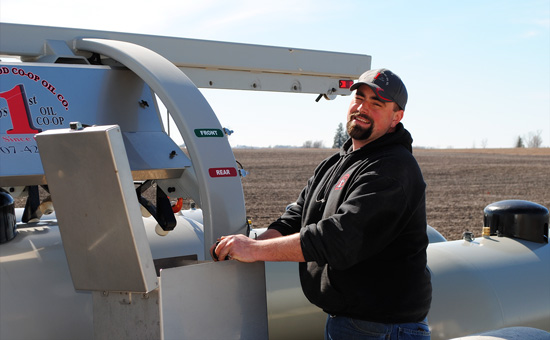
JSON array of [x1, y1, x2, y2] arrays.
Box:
[[335, 173, 350, 190]]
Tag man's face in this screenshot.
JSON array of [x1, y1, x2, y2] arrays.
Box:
[[347, 85, 404, 149]]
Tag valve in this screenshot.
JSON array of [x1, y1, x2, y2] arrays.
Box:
[[171, 197, 183, 213]]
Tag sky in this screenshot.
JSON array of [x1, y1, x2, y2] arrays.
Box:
[[1, 0, 549, 148]]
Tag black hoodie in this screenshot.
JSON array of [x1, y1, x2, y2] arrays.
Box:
[[268, 123, 432, 323]]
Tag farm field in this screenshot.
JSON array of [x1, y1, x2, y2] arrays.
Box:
[[233, 147, 550, 241], [13, 148, 549, 242]]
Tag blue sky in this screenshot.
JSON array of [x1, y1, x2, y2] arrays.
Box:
[[2, 0, 549, 148]]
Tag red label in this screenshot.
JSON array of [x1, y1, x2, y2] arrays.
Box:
[[208, 167, 237, 177], [335, 173, 350, 190]]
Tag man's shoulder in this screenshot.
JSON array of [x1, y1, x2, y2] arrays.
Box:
[[356, 145, 421, 180]]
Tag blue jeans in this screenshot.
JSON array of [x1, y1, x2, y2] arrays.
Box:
[[325, 314, 431, 340]]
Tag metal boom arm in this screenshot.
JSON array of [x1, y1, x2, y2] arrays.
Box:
[[0, 23, 371, 96]]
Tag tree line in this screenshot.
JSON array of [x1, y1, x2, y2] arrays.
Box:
[[302, 122, 349, 149], [302, 125, 545, 149], [515, 130, 543, 148]]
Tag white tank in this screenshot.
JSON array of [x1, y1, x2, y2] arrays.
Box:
[[1, 208, 549, 339]]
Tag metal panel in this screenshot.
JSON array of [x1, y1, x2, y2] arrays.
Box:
[[93, 290, 161, 340], [0, 62, 189, 186], [72, 38, 248, 259], [0, 221, 94, 340], [35, 125, 157, 292], [122, 131, 190, 180], [160, 260, 268, 340], [0, 23, 371, 95], [427, 236, 550, 339]]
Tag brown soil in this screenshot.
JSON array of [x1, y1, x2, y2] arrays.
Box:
[[234, 148, 550, 241], [13, 148, 549, 241]]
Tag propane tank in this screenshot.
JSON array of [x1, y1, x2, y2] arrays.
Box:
[[0, 189, 17, 243], [484, 200, 549, 243]]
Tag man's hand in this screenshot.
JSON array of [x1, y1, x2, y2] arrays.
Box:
[[210, 234, 258, 262], [210, 230, 305, 263]]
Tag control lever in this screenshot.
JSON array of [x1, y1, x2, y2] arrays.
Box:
[[136, 181, 176, 234], [21, 185, 41, 223], [211, 241, 230, 261]]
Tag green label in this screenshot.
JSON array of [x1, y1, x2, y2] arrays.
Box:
[[194, 128, 223, 138]]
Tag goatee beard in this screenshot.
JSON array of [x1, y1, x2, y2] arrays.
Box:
[[347, 115, 373, 141]]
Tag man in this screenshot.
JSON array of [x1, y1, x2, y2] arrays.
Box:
[[212, 69, 432, 339]]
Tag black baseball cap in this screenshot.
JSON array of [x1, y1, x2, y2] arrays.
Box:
[[350, 68, 408, 110]]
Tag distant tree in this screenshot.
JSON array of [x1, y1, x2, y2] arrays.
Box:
[[303, 140, 324, 148], [481, 138, 488, 148], [515, 136, 525, 148], [526, 130, 543, 148], [332, 122, 349, 148]]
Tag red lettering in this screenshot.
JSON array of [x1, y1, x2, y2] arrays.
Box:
[[0, 85, 42, 134], [2, 136, 32, 142]]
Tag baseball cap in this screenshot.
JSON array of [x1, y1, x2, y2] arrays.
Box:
[[350, 68, 408, 110]]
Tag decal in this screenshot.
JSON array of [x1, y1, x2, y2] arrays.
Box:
[[1, 63, 161, 180], [0, 144, 39, 154], [1, 67, 70, 140], [208, 167, 238, 178], [0, 84, 42, 134], [1, 66, 70, 110], [194, 128, 224, 137], [334, 173, 350, 190]]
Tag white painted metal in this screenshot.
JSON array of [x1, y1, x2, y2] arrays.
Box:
[[2, 209, 549, 339], [0, 62, 189, 186], [427, 236, 550, 339], [93, 290, 161, 340], [35, 125, 158, 292], [450, 327, 550, 339], [35, 122, 268, 338], [72, 37, 248, 254], [1, 23, 548, 340], [0, 23, 370, 96], [0, 211, 207, 340], [160, 260, 268, 340], [0, 220, 94, 340]]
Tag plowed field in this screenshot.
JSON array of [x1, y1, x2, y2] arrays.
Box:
[[234, 148, 550, 241], [14, 148, 549, 241]]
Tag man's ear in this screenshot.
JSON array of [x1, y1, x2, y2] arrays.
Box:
[[391, 109, 404, 128]]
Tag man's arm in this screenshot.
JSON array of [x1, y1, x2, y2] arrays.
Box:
[[256, 228, 283, 240], [211, 231, 305, 263]]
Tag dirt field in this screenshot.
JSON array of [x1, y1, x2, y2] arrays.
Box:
[[234, 148, 550, 241], [13, 148, 549, 241]]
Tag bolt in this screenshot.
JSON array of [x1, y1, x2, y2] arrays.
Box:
[[168, 187, 176, 193], [139, 100, 149, 108], [169, 150, 177, 159], [462, 231, 475, 242]]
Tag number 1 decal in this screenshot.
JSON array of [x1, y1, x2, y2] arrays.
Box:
[[0, 84, 42, 134]]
